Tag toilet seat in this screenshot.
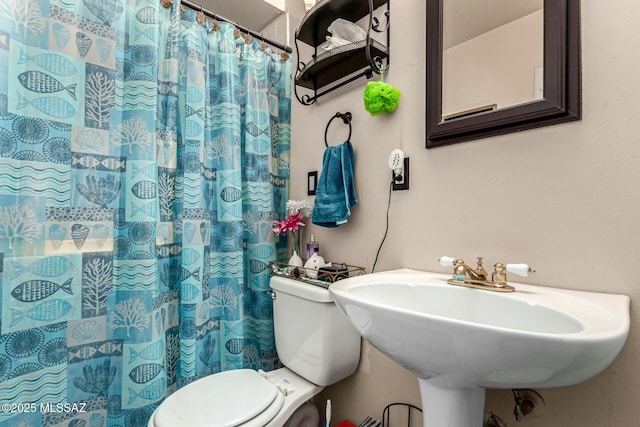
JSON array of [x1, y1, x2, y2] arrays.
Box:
[[152, 369, 285, 427]]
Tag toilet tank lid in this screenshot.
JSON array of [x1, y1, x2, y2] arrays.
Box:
[[270, 276, 332, 303], [155, 369, 278, 427]]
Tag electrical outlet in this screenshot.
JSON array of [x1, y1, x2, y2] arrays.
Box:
[[392, 157, 410, 191]]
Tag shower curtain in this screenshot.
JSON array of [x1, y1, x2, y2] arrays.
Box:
[[0, 0, 291, 425]]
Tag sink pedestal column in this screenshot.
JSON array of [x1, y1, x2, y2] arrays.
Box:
[[418, 379, 485, 427]]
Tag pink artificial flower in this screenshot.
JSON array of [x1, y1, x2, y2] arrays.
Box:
[[272, 212, 305, 235]]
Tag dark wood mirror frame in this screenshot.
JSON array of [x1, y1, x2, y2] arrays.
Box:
[[426, 0, 581, 148]]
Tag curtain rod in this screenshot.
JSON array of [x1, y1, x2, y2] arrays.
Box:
[[180, 0, 293, 53]]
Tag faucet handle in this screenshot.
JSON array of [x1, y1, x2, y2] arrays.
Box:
[[439, 256, 456, 267], [505, 263, 536, 277]]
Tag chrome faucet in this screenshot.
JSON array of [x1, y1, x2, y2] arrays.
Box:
[[440, 256, 535, 292]]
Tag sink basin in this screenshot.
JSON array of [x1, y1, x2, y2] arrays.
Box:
[[329, 269, 630, 427]]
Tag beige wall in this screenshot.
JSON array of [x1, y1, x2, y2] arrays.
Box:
[[262, 13, 290, 47], [288, 1, 640, 426]]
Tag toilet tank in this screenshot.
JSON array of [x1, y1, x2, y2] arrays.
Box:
[[270, 276, 361, 386]]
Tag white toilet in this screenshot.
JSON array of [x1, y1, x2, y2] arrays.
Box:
[[147, 276, 361, 427]]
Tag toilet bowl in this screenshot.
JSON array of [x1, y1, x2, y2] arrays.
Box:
[[148, 276, 361, 427], [147, 368, 321, 427]]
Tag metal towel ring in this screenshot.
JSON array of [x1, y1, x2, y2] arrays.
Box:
[[324, 112, 352, 147]]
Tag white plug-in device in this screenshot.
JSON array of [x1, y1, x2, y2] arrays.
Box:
[[388, 149, 409, 190], [388, 149, 404, 179]]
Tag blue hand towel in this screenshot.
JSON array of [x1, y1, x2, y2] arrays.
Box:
[[312, 141, 357, 228]]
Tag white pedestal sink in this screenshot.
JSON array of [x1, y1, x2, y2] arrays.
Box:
[[329, 269, 630, 427]]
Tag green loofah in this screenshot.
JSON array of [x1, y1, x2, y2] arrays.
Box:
[[363, 80, 401, 116]]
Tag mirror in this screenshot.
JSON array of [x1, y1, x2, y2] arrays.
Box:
[[443, 0, 544, 117], [426, 0, 581, 148]]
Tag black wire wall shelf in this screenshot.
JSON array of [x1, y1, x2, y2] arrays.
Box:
[[294, 0, 390, 105], [296, 39, 389, 90]]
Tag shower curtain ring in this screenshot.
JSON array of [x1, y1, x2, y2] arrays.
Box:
[[196, 5, 206, 24]]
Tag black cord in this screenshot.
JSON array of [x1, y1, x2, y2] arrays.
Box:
[[371, 180, 394, 273]]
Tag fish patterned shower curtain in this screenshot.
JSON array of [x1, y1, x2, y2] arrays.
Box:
[[0, 0, 291, 425]]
